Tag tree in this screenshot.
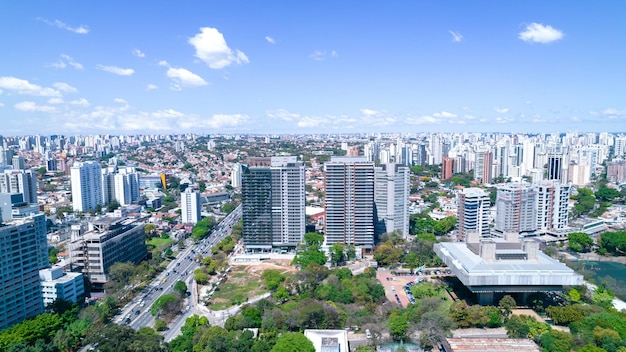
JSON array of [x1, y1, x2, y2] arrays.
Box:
[[271, 332, 315, 352], [330, 243, 345, 266], [107, 200, 121, 212], [598, 231, 626, 256], [262, 269, 286, 290], [568, 232, 594, 252], [373, 242, 402, 267], [498, 295, 516, 321], [173, 280, 187, 297], [154, 319, 167, 331], [151, 294, 177, 316], [539, 329, 574, 352], [388, 312, 409, 340]]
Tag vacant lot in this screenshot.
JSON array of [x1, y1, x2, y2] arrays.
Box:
[[208, 260, 296, 310]]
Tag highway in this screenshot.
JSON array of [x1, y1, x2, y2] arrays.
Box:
[[114, 205, 242, 333]]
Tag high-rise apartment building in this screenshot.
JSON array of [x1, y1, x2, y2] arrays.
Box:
[[231, 162, 242, 188], [441, 157, 454, 180], [241, 156, 305, 251], [474, 149, 493, 184], [181, 188, 201, 224], [535, 181, 570, 233], [547, 153, 564, 182], [324, 157, 375, 249], [0, 194, 48, 330], [494, 183, 537, 235], [374, 163, 410, 238], [71, 161, 104, 212], [458, 188, 491, 238], [607, 160, 626, 183], [0, 169, 38, 204], [12, 155, 26, 170]]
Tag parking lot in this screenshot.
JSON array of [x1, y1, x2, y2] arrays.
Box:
[[375, 268, 452, 307]]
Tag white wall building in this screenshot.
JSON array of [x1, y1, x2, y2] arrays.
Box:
[[458, 188, 491, 239], [71, 161, 104, 212], [181, 188, 201, 224], [374, 163, 410, 238], [39, 266, 85, 306]]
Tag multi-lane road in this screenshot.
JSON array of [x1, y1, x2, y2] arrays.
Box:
[[114, 205, 242, 335]]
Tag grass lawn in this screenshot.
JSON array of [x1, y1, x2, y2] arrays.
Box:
[[147, 237, 173, 248]]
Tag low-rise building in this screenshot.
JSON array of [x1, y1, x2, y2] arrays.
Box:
[[39, 266, 85, 306]]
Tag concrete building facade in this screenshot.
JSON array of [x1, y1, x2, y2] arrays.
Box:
[[495, 183, 537, 235], [71, 161, 104, 212], [69, 217, 146, 286], [374, 163, 410, 238], [39, 266, 85, 306], [458, 188, 491, 239], [181, 188, 201, 224], [0, 203, 48, 330], [324, 157, 375, 249], [241, 157, 305, 251], [0, 168, 38, 204]]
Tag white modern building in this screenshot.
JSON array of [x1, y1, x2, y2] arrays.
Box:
[[71, 161, 104, 212], [0, 194, 48, 330], [458, 188, 491, 239], [535, 181, 570, 233], [181, 188, 201, 224], [434, 232, 583, 305], [39, 266, 85, 306], [102, 166, 140, 206], [231, 162, 242, 188], [374, 163, 410, 238], [324, 157, 375, 249], [0, 168, 38, 203]]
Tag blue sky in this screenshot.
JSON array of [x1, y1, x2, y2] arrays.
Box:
[[1, 1, 625, 135]]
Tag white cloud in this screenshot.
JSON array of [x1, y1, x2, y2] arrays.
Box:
[[146, 84, 158, 91], [449, 30, 463, 43], [132, 49, 145, 58], [265, 36, 276, 44], [50, 54, 84, 70], [602, 108, 626, 119], [297, 116, 327, 128], [96, 65, 135, 76], [70, 98, 89, 107], [158, 60, 169, 67], [267, 109, 300, 121], [114, 98, 127, 104], [406, 115, 439, 125], [15, 101, 56, 112], [310, 50, 331, 61], [0, 76, 61, 97], [178, 114, 248, 129], [189, 27, 249, 69], [519, 23, 563, 44], [360, 108, 380, 116], [53, 82, 78, 93], [433, 111, 457, 118], [48, 98, 64, 104], [494, 107, 509, 114], [37, 18, 89, 34], [166, 67, 208, 90], [0, 102, 4, 107]]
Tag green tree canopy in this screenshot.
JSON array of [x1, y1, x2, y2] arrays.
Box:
[[271, 332, 315, 352]]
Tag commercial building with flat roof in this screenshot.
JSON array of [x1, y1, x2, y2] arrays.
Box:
[[434, 231, 583, 305], [39, 266, 85, 306]]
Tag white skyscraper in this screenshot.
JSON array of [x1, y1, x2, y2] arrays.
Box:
[[181, 188, 201, 224], [231, 163, 242, 188], [71, 161, 104, 212], [324, 157, 375, 249], [458, 188, 491, 239], [535, 181, 571, 233], [374, 163, 410, 238]]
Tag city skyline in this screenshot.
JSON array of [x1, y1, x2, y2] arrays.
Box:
[[1, 1, 626, 135]]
